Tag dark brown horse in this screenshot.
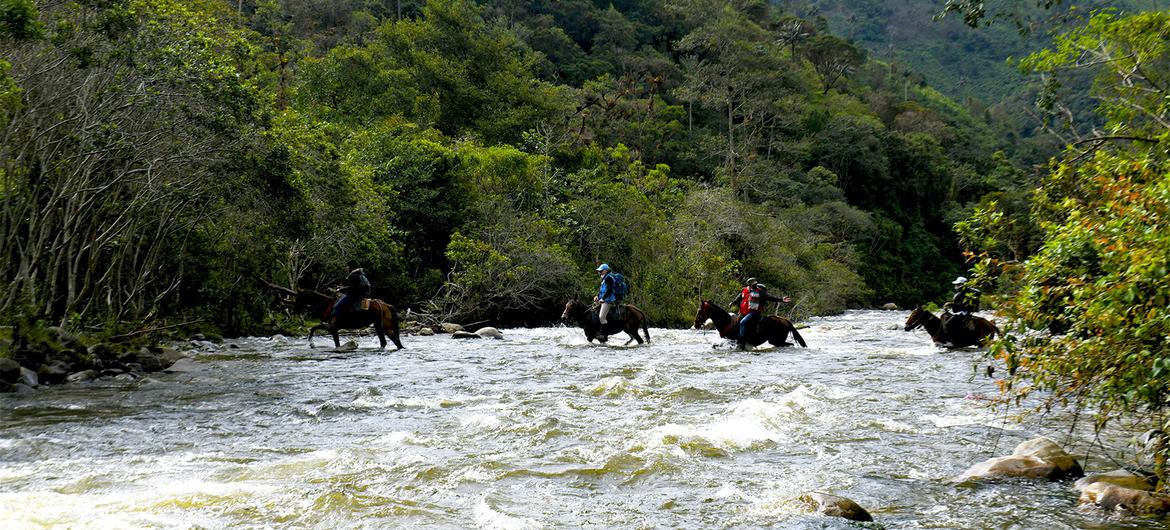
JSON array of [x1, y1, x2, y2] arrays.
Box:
[[561, 298, 650, 345], [693, 300, 807, 348], [294, 288, 404, 350], [903, 306, 998, 348]]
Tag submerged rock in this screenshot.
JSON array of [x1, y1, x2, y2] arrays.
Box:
[[1080, 482, 1170, 515], [1075, 469, 1155, 492], [164, 358, 202, 373], [957, 437, 1083, 482], [66, 370, 99, 383], [476, 327, 504, 339], [798, 492, 873, 522], [451, 331, 479, 339]]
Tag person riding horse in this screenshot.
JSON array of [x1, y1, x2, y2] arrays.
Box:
[[728, 278, 791, 350], [594, 263, 622, 340], [333, 260, 372, 318], [941, 276, 980, 335]]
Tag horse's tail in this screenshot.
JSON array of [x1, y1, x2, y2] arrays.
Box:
[[790, 324, 807, 348], [641, 311, 651, 343], [374, 299, 404, 350]]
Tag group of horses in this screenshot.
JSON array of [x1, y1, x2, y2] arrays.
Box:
[[278, 285, 996, 351]]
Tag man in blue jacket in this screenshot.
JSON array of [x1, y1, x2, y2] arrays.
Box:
[[593, 263, 617, 334]]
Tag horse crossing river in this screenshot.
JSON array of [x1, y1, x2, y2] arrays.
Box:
[[0, 311, 1155, 528]]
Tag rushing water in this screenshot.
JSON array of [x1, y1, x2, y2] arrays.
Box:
[[0, 310, 1161, 529]]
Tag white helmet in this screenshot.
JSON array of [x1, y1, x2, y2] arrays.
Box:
[[953, 276, 968, 285]]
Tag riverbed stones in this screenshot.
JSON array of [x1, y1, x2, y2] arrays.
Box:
[[1079, 482, 1170, 515], [476, 327, 504, 339], [66, 370, 99, 383], [798, 492, 873, 522], [164, 358, 202, 373], [0, 358, 21, 391], [881, 303, 899, 310], [418, 327, 435, 336], [957, 437, 1083, 482], [37, 361, 70, 384], [18, 367, 37, 387], [441, 322, 463, 333], [1075, 469, 1155, 492], [155, 347, 186, 363]]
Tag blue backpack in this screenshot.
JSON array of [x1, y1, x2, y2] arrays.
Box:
[[610, 272, 630, 300]]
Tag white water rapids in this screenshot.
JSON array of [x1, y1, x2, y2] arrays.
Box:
[[0, 311, 1157, 528]]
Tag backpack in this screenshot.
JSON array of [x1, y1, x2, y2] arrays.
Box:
[[610, 272, 630, 300], [356, 271, 372, 297]]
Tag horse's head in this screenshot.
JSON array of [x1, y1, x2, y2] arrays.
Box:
[[693, 300, 712, 329], [561, 297, 583, 321], [904, 306, 925, 331]]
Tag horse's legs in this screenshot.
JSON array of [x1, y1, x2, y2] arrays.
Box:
[[374, 319, 387, 350], [331, 325, 341, 348], [627, 324, 644, 345], [308, 323, 329, 348]]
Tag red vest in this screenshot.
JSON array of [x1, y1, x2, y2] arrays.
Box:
[[739, 286, 762, 315]]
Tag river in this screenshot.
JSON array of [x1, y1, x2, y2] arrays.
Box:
[[0, 310, 1158, 529]]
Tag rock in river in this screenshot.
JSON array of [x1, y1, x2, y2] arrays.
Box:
[[798, 492, 873, 522], [957, 437, 1083, 482]]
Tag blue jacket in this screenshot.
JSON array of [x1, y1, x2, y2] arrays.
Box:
[[598, 273, 616, 303]]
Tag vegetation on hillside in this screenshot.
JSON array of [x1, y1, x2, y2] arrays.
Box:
[[0, 0, 1043, 342]]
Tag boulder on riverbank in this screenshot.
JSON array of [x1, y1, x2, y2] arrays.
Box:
[[881, 303, 899, 310], [798, 492, 873, 522], [957, 437, 1083, 482], [0, 358, 21, 391]]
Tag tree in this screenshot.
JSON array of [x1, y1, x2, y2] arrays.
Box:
[[960, 11, 1170, 488], [803, 34, 865, 94]]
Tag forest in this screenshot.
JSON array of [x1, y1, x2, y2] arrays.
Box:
[[0, 0, 1026, 333]]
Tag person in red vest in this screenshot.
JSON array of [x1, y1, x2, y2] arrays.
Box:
[[728, 278, 791, 349]]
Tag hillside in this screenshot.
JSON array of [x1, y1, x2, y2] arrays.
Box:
[[782, 0, 1168, 111]]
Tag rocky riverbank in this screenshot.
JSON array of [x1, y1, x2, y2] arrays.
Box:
[[0, 326, 198, 393]]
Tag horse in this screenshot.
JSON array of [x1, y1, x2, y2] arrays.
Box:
[[903, 306, 998, 348], [693, 300, 807, 348], [561, 298, 650, 345], [293, 288, 404, 350]]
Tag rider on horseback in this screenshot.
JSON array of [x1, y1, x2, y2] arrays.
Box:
[[333, 260, 371, 318], [942, 276, 980, 334], [728, 278, 791, 350], [594, 263, 617, 339]]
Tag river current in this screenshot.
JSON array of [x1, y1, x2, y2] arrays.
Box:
[[0, 310, 1160, 529]]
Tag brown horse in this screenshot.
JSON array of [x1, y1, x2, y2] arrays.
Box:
[[294, 288, 404, 350], [903, 306, 997, 348], [694, 300, 807, 348], [561, 298, 650, 345]]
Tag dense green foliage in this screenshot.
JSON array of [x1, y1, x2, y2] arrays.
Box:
[[0, 0, 1032, 336], [958, 10, 1170, 487]]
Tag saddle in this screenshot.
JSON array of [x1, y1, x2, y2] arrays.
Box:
[[593, 303, 626, 321]]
